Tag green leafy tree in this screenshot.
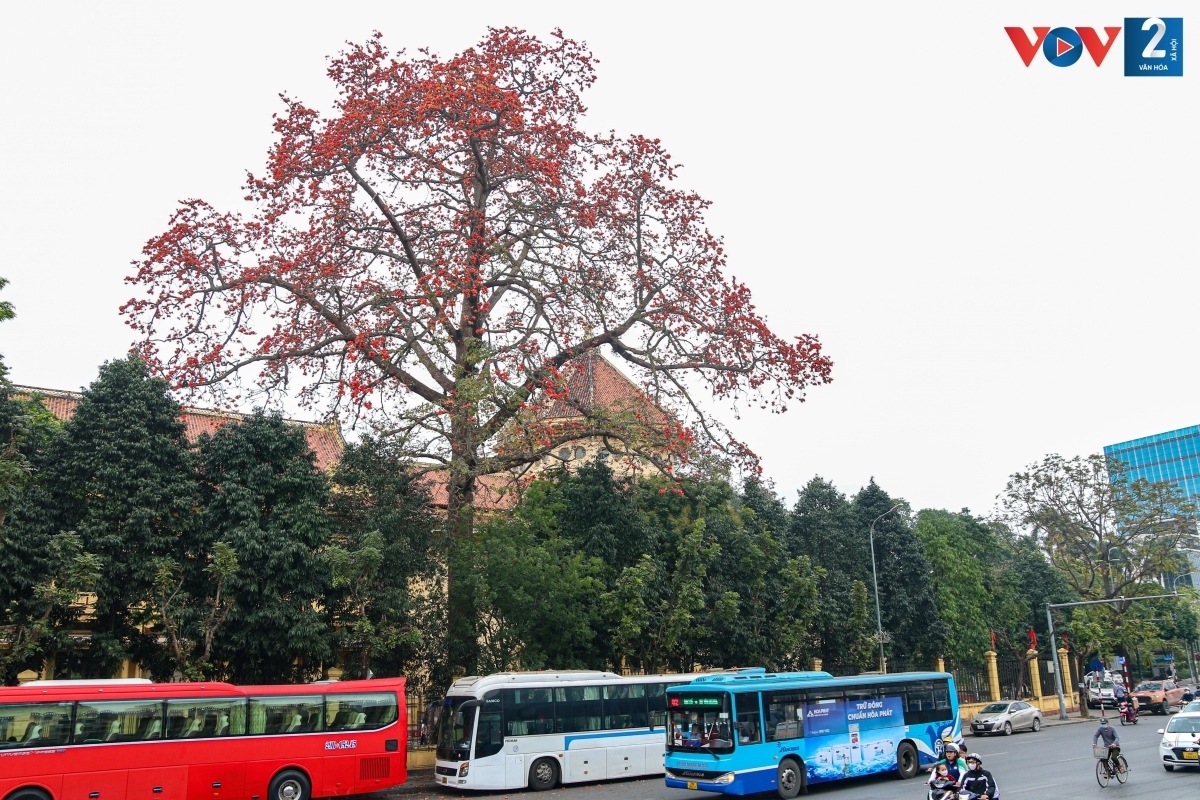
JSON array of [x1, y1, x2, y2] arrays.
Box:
[[0, 278, 61, 530], [457, 518, 605, 673], [0, 532, 100, 683], [8, 356, 198, 677], [1001, 453, 1196, 602], [702, 480, 821, 670], [913, 509, 993, 665], [326, 436, 443, 684], [195, 412, 333, 683], [851, 481, 944, 664], [152, 541, 238, 681], [789, 477, 864, 666], [552, 460, 657, 575], [1002, 453, 1197, 681], [791, 478, 943, 667], [602, 518, 718, 674]]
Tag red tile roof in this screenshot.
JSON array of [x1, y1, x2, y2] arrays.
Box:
[[12, 385, 345, 471], [417, 471, 518, 512], [540, 351, 666, 424]]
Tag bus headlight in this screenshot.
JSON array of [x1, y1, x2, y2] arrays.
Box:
[[714, 773, 735, 785], [459, 763, 470, 777]]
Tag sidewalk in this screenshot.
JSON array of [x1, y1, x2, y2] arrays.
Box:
[[1040, 714, 1087, 728]]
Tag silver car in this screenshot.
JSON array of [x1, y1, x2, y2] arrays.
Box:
[[969, 701, 1043, 736]]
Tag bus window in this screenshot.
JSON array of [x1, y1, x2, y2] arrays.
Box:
[[248, 695, 323, 735], [901, 681, 951, 725], [843, 688, 876, 704], [166, 698, 246, 739], [648, 682, 686, 729], [666, 693, 733, 753], [327, 693, 398, 731], [554, 685, 602, 733], [932, 681, 951, 713], [475, 702, 504, 759], [435, 698, 475, 762], [762, 691, 803, 741], [75, 700, 163, 744], [603, 684, 647, 730], [647, 684, 667, 728], [0, 702, 73, 748], [878, 683, 907, 707], [502, 688, 554, 736], [733, 693, 761, 745]]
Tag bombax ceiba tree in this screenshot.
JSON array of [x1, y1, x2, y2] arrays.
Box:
[[123, 29, 832, 672]]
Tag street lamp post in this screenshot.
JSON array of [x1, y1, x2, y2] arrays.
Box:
[[870, 503, 905, 673]]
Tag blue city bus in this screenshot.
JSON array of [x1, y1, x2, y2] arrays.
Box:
[[663, 670, 959, 797]]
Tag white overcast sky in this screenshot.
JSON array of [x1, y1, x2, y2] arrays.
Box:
[[1, 2, 1194, 516]]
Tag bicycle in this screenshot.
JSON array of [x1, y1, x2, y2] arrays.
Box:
[[1094, 744, 1129, 787]]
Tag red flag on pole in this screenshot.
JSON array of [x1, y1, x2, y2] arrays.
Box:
[[1029, 627, 1037, 649], [990, 628, 996, 649]]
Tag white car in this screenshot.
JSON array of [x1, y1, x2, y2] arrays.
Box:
[[1086, 674, 1122, 708], [1158, 712, 1200, 771]]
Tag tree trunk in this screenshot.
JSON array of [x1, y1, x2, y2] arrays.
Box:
[[443, 445, 478, 687]]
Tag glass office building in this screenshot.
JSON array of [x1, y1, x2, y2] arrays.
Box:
[[1104, 425, 1200, 499], [1105, 425, 1200, 588]]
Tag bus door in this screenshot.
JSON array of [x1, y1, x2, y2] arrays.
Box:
[[759, 691, 805, 791], [472, 693, 505, 788]]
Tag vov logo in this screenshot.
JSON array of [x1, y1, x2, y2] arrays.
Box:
[[1004, 26, 1122, 67], [1006, 19, 1183, 75]]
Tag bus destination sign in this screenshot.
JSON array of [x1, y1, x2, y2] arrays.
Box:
[[679, 696, 722, 708]]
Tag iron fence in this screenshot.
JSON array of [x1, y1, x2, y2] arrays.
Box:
[[996, 657, 1030, 700], [1040, 661, 1060, 698], [951, 664, 990, 704], [407, 691, 437, 749]]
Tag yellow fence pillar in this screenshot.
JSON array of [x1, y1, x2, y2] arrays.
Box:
[[1027, 649, 1042, 700], [935, 657, 945, 674], [1057, 647, 1075, 712], [984, 650, 1001, 701], [810, 658, 823, 672], [1057, 647, 1073, 691]]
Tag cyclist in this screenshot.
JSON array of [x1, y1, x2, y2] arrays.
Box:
[[960, 753, 998, 800], [1092, 717, 1123, 774]]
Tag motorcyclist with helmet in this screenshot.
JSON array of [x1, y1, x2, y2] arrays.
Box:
[[926, 740, 967, 787], [959, 753, 999, 800]]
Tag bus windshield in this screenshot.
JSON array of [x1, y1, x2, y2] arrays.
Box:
[[667, 692, 733, 753], [435, 696, 476, 762]]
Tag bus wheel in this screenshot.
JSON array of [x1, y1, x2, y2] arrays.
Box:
[[529, 758, 560, 791], [269, 770, 311, 800], [895, 742, 919, 779], [5, 789, 51, 800], [777, 757, 805, 798]]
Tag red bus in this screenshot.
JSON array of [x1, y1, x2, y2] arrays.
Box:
[[0, 677, 407, 800]]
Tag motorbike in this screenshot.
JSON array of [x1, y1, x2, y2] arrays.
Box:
[[1119, 698, 1138, 725], [927, 777, 961, 800]]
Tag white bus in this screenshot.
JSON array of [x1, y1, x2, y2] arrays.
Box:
[[433, 670, 728, 791]]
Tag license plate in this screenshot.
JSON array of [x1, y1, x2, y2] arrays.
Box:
[[1184, 751, 1198, 760], [441, 777, 448, 784], [687, 782, 698, 790]]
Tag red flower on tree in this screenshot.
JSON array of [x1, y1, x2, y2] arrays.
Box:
[[123, 28, 832, 667]]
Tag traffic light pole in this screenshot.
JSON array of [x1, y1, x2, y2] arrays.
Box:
[[1046, 593, 1183, 720]]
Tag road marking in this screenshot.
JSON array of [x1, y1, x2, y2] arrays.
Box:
[[1003, 784, 1060, 795]]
